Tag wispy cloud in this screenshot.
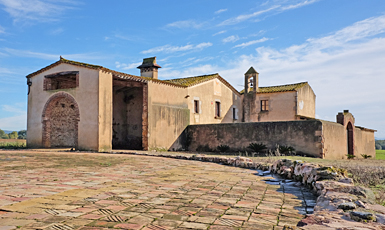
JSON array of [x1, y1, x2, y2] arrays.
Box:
[[141, 42, 213, 54], [215, 9, 227, 14], [49, 27, 64, 35], [218, 5, 280, 26], [0, 0, 78, 23], [281, 0, 320, 10], [115, 61, 141, 70], [218, 0, 320, 26], [165, 20, 204, 29], [222, 35, 240, 43], [3, 48, 105, 61], [0, 104, 26, 130], [213, 30, 226, 36], [0, 25, 5, 33], [234, 37, 269, 48], [218, 15, 385, 137]]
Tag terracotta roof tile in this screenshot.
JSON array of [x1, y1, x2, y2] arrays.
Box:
[[240, 82, 308, 94]]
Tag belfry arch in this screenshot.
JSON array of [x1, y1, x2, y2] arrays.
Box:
[[42, 92, 80, 148]]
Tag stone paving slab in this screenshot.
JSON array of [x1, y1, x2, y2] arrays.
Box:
[[0, 150, 310, 229]]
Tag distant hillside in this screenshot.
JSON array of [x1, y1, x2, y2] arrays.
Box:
[[3, 130, 13, 134]]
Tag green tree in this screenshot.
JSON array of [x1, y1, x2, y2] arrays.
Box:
[[18, 130, 27, 139], [376, 143, 382, 150], [0, 129, 5, 139], [9, 131, 18, 139]]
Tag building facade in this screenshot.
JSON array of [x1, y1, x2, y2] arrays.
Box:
[[25, 57, 376, 158]]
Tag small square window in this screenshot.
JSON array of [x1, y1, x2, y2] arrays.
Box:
[[194, 100, 199, 113], [261, 100, 269, 111]]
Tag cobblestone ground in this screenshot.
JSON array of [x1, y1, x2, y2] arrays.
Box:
[[0, 151, 311, 230]]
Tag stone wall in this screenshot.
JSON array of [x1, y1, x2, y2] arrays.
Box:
[[182, 120, 323, 157]]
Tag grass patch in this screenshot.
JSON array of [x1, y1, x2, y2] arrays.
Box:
[[0, 141, 27, 149], [376, 150, 385, 160]]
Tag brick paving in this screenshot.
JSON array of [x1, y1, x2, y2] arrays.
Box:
[[0, 151, 310, 229]]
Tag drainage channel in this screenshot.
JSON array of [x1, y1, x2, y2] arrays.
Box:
[[256, 169, 317, 215]]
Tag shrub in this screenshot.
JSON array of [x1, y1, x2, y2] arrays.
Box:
[[196, 144, 212, 152], [217, 145, 230, 152], [0, 142, 27, 149], [361, 154, 372, 159], [347, 154, 356, 159], [278, 145, 295, 155], [247, 143, 267, 153]]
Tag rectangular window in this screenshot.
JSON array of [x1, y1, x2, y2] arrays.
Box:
[[194, 100, 199, 113], [44, 71, 79, 91], [215, 101, 221, 117], [232, 108, 237, 120], [261, 100, 269, 111]]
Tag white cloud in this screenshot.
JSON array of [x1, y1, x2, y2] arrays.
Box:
[[49, 28, 64, 35], [115, 61, 141, 70], [0, 25, 5, 33], [213, 30, 226, 36], [219, 5, 279, 26], [166, 20, 204, 29], [0, 104, 26, 130], [142, 42, 213, 54], [3, 48, 105, 61], [234, 37, 269, 48], [281, 0, 320, 10], [160, 64, 218, 79], [215, 9, 227, 14], [215, 15, 385, 137], [0, 114, 26, 130], [0, 0, 78, 23], [218, 0, 320, 26], [222, 35, 240, 43]]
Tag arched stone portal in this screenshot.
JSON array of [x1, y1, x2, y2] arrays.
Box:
[[42, 92, 80, 148], [347, 122, 354, 156]]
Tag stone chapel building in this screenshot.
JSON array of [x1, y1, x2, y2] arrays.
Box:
[[25, 57, 376, 159]]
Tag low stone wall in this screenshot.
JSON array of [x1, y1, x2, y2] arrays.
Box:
[[177, 120, 323, 158], [115, 151, 385, 228]]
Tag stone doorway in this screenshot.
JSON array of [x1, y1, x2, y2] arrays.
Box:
[[347, 122, 354, 156], [42, 92, 80, 148], [112, 78, 148, 150]]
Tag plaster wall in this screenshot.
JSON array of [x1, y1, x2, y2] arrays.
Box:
[[296, 84, 316, 118], [147, 82, 189, 149], [184, 120, 323, 157], [320, 121, 347, 159], [27, 63, 100, 150], [98, 71, 113, 152], [354, 128, 376, 158], [187, 79, 242, 124], [244, 91, 297, 122]]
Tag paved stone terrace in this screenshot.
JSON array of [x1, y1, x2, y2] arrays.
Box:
[[0, 151, 309, 230]]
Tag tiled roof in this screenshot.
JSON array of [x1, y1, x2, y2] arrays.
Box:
[[165, 74, 218, 87], [165, 74, 241, 95], [240, 82, 308, 94], [25, 58, 239, 93]]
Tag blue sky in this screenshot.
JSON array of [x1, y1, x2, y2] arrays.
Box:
[[0, 0, 385, 138]]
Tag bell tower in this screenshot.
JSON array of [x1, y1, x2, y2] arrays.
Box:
[[244, 67, 259, 94]]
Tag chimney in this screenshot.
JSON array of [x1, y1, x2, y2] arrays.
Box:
[[137, 57, 162, 79], [244, 67, 259, 94]]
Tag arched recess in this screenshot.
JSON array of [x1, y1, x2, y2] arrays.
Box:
[[42, 92, 80, 148], [347, 122, 354, 156]]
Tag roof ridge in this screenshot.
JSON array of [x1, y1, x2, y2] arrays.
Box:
[[259, 81, 308, 88]]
